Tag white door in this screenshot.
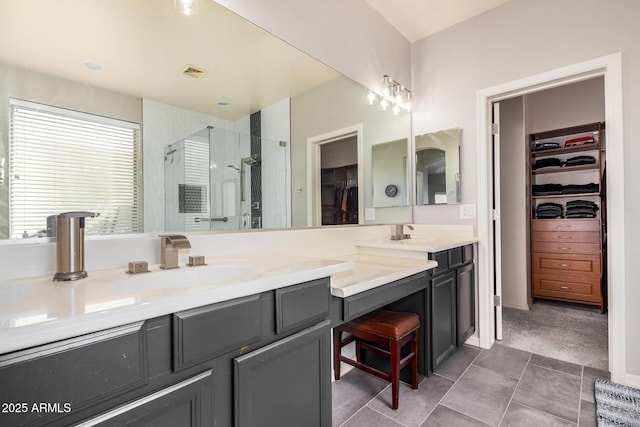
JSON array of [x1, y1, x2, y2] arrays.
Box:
[[492, 101, 503, 341]]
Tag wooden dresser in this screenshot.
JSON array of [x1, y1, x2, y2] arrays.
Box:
[[531, 219, 602, 310], [529, 122, 605, 312]]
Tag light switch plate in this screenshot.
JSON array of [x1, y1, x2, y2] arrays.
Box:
[[365, 208, 376, 220], [460, 204, 476, 219]]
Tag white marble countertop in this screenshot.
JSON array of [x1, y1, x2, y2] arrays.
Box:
[[330, 254, 437, 297], [0, 245, 443, 354], [355, 235, 479, 253], [0, 252, 353, 354]]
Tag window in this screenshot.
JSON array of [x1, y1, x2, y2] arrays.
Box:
[[9, 99, 142, 238]]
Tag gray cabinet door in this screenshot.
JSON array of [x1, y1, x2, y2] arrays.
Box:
[[234, 320, 331, 427], [77, 370, 213, 426], [431, 271, 457, 371], [457, 262, 476, 346]]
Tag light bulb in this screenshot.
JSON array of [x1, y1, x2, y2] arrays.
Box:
[[380, 99, 389, 112], [174, 0, 199, 15], [392, 104, 401, 116], [367, 91, 377, 105]]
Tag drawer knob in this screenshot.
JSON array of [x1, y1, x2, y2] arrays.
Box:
[[560, 286, 571, 290]]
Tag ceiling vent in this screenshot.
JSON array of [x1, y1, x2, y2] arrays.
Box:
[[181, 64, 208, 79]]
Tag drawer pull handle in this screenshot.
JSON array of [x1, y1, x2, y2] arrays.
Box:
[[556, 225, 572, 229], [558, 236, 572, 239], [559, 263, 571, 267], [560, 286, 571, 290], [560, 247, 571, 250]]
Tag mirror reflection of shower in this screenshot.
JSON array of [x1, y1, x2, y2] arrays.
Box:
[[164, 125, 289, 232]]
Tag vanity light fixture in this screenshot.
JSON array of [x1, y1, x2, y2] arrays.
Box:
[[371, 75, 412, 114], [174, 0, 199, 16]]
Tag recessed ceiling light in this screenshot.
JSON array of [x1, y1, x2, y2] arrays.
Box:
[[174, 0, 199, 16], [84, 62, 103, 71], [217, 101, 230, 107]]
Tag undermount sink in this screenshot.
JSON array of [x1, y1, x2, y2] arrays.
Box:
[[111, 264, 255, 290]]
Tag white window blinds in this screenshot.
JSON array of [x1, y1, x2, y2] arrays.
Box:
[[9, 99, 143, 238]]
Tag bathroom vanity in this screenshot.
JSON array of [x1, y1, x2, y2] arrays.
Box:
[[0, 228, 477, 427]]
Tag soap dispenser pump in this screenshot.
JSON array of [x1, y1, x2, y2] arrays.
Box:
[[52, 211, 99, 281]]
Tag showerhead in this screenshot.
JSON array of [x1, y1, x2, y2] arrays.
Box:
[[226, 164, 240, 172]]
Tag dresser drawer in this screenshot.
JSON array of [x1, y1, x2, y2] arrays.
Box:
[[531, 219, 600, 232], [275, 278, 330, 334], [533, 274, 601, 302], [0, 322, 147, 426], [173, 294, 263, 371], [532, 241, 601, 255], [532, 253, 600, 275], [532, 231, 600, 244]]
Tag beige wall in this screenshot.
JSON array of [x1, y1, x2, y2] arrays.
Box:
[[411, 0, 639, 375], [290, 77, 411, 227], [212, 0, 411, 93]]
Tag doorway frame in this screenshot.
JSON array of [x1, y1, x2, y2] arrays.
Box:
[[476, 53, 626, 383], [306, 124, 364, 226]]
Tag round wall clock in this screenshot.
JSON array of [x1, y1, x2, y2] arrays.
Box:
[[385, 184, 398, 197]]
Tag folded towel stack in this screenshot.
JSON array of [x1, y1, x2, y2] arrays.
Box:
[[536, 202, 563, 219], [565, 136, 595, 147], [565, 200, 599, 218], [533, 142, 561, 151], [533, 158, 563, 170], [535, 200, 599, 219], [532, 183, 599, 196], [565, 155, 596, 167]]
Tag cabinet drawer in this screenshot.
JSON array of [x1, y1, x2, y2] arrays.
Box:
[[532, 231, 600, 244], [532, 241, 601, 255], [343, 272, 427, 321], [173, 294, 262, 371], [0, 322, 147, 426], [448, 246, 464, 269], [462, 244, 474, 265], [532, 253, 601, 275], [275, 278, 330, 334], [532, 219, 600, 232], [533, 274, 601, 302], [429, 251, 449, 275]]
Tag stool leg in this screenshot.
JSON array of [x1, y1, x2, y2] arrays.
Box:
[[333, 328, 342, 381], [390, 339, 400, 410], [411, 331, 419, 390], [355, 338, 363, 362]]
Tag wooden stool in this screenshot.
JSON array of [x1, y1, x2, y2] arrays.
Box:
[[333, 309, 419, 410]]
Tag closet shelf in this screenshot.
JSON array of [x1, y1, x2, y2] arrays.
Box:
[[532, 164, 600, 175], [531, 143, 599, 158], [531, 192, 600, 199]]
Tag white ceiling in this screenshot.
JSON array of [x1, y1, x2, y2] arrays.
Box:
[[0, 0, 339, 121], [366, 0, 511, 42], [0, 0, 510, 121]]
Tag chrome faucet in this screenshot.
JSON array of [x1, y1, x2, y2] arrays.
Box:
[[390, 224, 414, 241], [160, 234, 191, 269]]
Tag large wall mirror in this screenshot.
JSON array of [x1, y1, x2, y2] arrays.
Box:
[[415, 128, 461, 205], [0, 0, 411, 240]]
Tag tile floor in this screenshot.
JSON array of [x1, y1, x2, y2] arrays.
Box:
[[332, 343, 610, 426]]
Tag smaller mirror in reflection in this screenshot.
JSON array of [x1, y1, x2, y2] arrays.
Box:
[[415, 128, 461, 205], [372, 139, 409, 207]]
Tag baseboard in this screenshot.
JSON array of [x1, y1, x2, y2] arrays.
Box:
[[465, 335, 480, 348], [624, 373, 640, 389], [502, 302, 530, 310]]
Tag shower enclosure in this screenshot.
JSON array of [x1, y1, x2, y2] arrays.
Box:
[[164, 127, 289, 232]]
